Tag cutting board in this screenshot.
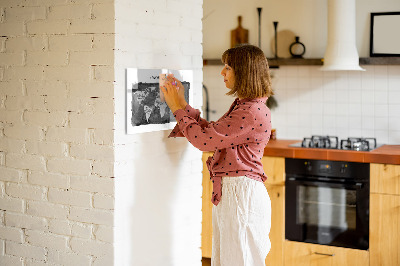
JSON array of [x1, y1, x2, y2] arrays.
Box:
[[231, 16, 249, 48]]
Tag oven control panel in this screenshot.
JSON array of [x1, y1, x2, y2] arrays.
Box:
[[286, 158, 369, 180]]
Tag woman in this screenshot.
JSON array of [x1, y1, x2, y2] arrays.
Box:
[[161, 44, 273, 266]]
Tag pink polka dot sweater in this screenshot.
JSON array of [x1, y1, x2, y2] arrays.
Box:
[[168, 97, 272, 206]]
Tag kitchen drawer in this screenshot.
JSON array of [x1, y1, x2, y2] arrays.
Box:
[[284, 241, 369, 266]]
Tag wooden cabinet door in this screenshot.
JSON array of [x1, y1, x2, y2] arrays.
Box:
[[201, 152, 213, 258], [264, 184, 284, 266], [284, 241, 369, 266], [370, 193, 400, 266], [370, 163, 400, 195], [262, 156, 285, 186]]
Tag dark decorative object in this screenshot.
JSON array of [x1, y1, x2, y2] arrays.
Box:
[[273, 21, 279, 58], [266, 95, 278, 110], [370, 12, 400, 57], [289, 36, 306, 58], [257, 8, 262, 48]]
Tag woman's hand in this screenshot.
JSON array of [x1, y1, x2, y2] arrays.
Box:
[[169, 76, 188, 108], [160, 78, 184, 113]]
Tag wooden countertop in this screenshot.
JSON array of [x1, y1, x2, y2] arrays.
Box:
[[263, 139, 400, 165]]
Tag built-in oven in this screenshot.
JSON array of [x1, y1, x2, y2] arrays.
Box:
[[285, 158, 369, 250]]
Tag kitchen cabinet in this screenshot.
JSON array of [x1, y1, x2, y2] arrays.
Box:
[[370, 163, 400, 266], [201, 153, 286, 266], [284, 241, 369, 266], [202, 152, 213, 258]]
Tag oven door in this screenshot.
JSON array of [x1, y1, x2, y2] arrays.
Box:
[[285, 177, 369, 250]]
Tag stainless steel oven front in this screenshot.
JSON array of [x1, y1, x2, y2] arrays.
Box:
[[285, 158, 369, 250]]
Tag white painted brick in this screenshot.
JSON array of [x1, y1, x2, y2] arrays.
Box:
[[27, 20, 69, 35], [92, 3, 114, 20], [49, 35, 93, 52], [0, 22, 24, 36], [21, 0, 69, 6], [43, 96, 81, 112], [69, 113, 114, 129], [69, 81, 114, 98], [26, 51, 68, 66], [48, 188, 91, 208], [25, 229, 68, 251], [4, 96, 46, 111], [69, 19, 114, 34], [75, 97, 114, 114], [0, 37, 5, 52], [70, 237, 113, 257], [47, 249, 91, 266], [6, 241, 47, 261], [0, 52, 24, 66], [70, 175, 113, 194], [6, 153, 46, 171], [70, 144, 114, 161], [24, 111, 68, 127], [4, 125, 43, 141], [6, 183, 46, 201], [5, 36, 47, 52], [28, 171, 69, 189], [25, 80, 68, 97], [48, 219, 71, 236], [0, 211, 4, 226], [5, 212, 48, 231], [27, 200, 69, 219], [93, 194, 113, 210], [0, 138, 25, 154], [0, 255, 23, 266], [24, 259, 48, 266], [26, 140, 67, 157], [0, 226, 24, 243], [0, 110, 23, 124], [47, 158, 92, 176], [48, 4, 91, 20], [94, 225, 112, 243], [0, 153, 5, 166], [93, 65, 114, 82], [92, 160, 113, 177], [69, 50, 113, 66], [44, 66, 91, 82], [3, 66, 44, 81], [92, 34, 114, 50], [69, 207, 113, 226], [71, 222, 92, 239], [4, 6, 46, 22], [46, 127, 88, 144], [0, 81, 23, 96], [0, 197, 24, 213], [93, 253, 113, 266]]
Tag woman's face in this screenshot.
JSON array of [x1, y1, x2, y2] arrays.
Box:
[[220, 64, 235, 89]]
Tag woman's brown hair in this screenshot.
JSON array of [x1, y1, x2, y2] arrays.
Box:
[[221, 44, 273, 99]]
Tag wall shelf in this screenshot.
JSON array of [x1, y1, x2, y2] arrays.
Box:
[[203, 57, 400, 67]]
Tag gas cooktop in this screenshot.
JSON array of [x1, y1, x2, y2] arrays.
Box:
[[289, 135, 382, 151]]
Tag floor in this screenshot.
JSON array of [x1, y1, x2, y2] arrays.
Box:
[[202, 257, 211, 266]]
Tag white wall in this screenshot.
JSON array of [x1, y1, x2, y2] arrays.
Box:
[[113, 0, 204, 265], [203, 0, 400, 145], [0, 0, 115, 265]]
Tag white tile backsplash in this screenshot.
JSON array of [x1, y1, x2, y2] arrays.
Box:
[[204, 65, 400, 144]]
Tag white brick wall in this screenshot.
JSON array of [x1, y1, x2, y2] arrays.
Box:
[[0, 0, 115, 265]]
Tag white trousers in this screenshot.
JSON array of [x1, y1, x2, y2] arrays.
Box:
[[212, 176, 271, 266]]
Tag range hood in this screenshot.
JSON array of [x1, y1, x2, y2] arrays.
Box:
[[320, 0, 365, 71]]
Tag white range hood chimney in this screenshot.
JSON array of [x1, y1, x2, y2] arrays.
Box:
[[320, 0, 365, 71]]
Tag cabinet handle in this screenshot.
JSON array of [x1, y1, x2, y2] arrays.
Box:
[[314, 252, 335, 257]]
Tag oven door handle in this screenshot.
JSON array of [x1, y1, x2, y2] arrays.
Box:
[[287, 177, 364, 189]]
